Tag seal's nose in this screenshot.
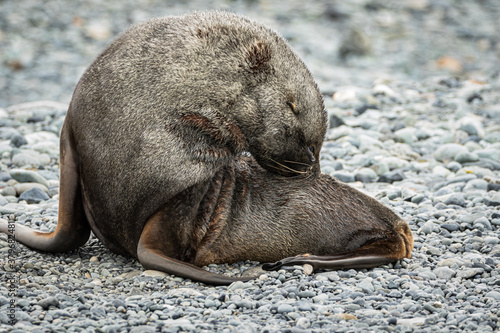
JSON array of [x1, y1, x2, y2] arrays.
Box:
[[305, 146, 316, 163]]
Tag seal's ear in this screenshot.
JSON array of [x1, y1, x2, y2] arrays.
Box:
[[245, 40, 272, 72]]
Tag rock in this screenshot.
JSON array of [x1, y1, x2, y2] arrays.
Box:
[[167, 288, 203, 297], [14, 183, 49, 195], [355, 168, 377, 183], [38, 296, 60, 309], [419, 221, 435, 235], [433, 267, 456, 279], [10, 134, 28, 148], [333, 171, 355, 183], [434, 144, 468, 162], [378, 170, 404, 183], [371, 161, 390, 176], [11, 150, 51, 166], [142, 270, 169, 278], [9, 169, 49, 187], [228, 281, 253, 291], [454, 151, 479, 163], [473, 216, 492, 230], [458, 116, 485, 137], [0, 128, 21, 140], [485, 291, 500, 300], [456, 268, 484, 279], [357, 279, 374, 293], [394, 127, 417, 144], [277, 304, 294, 313], [444, 193, 466, 207], [484, 193, 500, 207], [441, 223, 460, 232], [19, 187, 50, 204]]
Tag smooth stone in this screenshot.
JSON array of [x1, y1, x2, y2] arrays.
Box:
[[296, 317, 311, 328], [484, 237, 499, 245], [370, 161, 390, 176], [168, 288, 203, 297], [357, 280, 374, 293], [0, 128, 21, 140], [458, 116, 484, 137], [476, 148, 500, 161], [446, 161, 462, 172], [443, 193, 467, 207], [441, 223, 460, 232], [394, 127, 417, 144], [434, 144, 468, 162], [485, 291, 500, 300], [1, 187, 17, 197], [142, 270, 169, 277], [327, 125, 353, 140], [454, 151, 479, 163], [484, 193, 500, 207], [19, 187, 50, 204], [433, 165, 452, 177], [473, 216, 492, 230], [11, 153, 40, 166], [354, 168, 377, 183], [10, 134, 28, 148], [333, 171, 355, 183], [384, 157, 409, 170], [38, 296, 60, 309], [419, 221, 435, 235], [456, 268, 484, 279], [24, 131, 59, 145], [277, 304, 294, 313], [9, 169, 49, 187], [463, 179, 488, 191], [228, 281, 253, 291], [14, 183, 49, 195], [433, 267, 456, 279], [378, 170, 404, 183]]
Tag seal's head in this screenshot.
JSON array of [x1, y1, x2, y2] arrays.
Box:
[[234, 38, 327, 177], [248, 82, 326, 177]]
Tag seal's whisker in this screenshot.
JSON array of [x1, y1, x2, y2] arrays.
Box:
[[268, 158, 308, 174], [283, 160, 311, 167], [266, 163, 296, 174]]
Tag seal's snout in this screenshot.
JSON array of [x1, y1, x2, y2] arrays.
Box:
[[305, 145, 317, 163]]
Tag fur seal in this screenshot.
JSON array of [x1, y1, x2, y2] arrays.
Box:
[[0, 11, 413, 285]]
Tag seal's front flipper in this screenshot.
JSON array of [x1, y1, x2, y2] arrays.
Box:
[[263, 223, 413, 272], [137, 207, 259, 286], [0, 121, 90, 252]]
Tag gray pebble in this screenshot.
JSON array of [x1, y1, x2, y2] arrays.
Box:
[[38, 296, 59, 309], [9, 169, 49, 187], [19, 187, 50, 204], [333, 171, 355, 183], [444, 193, 466, 207], [433, 267, 456, 279], [277, 304, 294, 313], [454, 151, 479, 163], [434, 144, 468, 162]]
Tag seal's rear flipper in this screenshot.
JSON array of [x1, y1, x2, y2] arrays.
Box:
[[0, 121, 90, 252], [137, 206, 259, 286], [262, 222, 413, 272]]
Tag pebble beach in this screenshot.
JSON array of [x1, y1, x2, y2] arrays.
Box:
[[1, 0, 499, 332]]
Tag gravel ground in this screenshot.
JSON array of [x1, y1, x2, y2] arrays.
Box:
[[1, 0, 500, 332]]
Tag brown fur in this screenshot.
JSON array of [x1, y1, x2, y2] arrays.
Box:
[[0, 11, 413, 285]]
